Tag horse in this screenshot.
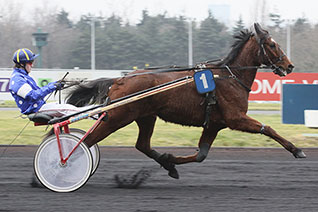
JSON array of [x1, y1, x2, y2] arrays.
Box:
[[66, 23, 306, 179]]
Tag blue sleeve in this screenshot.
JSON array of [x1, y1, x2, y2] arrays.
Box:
[[9, 76, 25, 94], [24, 82, 57, 101]]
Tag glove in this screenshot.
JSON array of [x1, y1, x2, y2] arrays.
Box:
[[55, 81, 66, 90]]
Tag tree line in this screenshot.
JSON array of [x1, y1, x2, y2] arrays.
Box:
[[0, 7, 317, 72]]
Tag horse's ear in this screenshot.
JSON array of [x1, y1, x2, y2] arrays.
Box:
[[254, 23, 269, 42]]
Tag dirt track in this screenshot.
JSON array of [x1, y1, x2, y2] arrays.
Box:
[[1, 146, 318, 212]]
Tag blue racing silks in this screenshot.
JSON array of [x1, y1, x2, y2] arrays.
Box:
[[9, 68, 57, 114]]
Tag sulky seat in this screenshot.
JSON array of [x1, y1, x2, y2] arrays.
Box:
[[28, 113, 54, 124]]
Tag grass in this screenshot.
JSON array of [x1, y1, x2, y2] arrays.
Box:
[[248, 102, 281, 111], [1, 111, 318, 147]]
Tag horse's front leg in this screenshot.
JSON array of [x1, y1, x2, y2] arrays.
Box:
[[227, 114, 306, 158]]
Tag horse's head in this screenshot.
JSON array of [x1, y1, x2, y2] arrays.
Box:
[[254, 23, 294, 77]]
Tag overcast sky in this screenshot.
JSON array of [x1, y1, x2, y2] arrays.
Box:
[[2, 0, 318, 26]]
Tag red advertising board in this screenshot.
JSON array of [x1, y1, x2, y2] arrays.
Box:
[[249, 72, 318, 101]]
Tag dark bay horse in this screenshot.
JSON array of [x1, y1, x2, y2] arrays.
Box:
[[66, 23, 306, 179]]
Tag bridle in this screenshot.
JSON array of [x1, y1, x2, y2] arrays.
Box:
[[258, 35, 287, 76]]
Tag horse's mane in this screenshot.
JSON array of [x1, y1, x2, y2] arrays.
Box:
[[216, 29, 254, 66], [66, 78, 114, 106]]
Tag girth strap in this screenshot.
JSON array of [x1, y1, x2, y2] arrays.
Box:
[[203, 90, 217, 129]]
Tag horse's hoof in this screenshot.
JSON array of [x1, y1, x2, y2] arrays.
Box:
[[168, 168, 179, 179], [156, 153, 179, 179], [293, 149, 306, 158]]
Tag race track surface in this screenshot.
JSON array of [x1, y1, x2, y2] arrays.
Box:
[[1, 146, 318, 212]]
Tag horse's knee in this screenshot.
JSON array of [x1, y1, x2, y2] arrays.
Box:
[[196, 143, 210, 162]]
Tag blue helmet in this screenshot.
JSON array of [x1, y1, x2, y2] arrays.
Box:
[[13, 48, 39, 64]]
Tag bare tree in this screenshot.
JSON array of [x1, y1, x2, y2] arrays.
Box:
[[30, 3, 78, 69], [0, 1, 34, 67]]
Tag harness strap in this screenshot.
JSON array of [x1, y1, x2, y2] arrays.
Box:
[[202, 91, 217, 129], [123, 65, 271, 78], [234, 78, 252, 93], [126, 64, 254, 93], [124, 67, 195, 78], [225, 65, 236, 77], [224, 66, 252, 93]]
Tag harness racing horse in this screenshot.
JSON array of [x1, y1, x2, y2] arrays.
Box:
[[66, 23, 306, 179]]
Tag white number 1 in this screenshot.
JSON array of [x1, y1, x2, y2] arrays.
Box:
[[199, 73, 208, 89]]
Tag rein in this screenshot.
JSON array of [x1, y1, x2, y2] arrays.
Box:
[[124, 64, 271, 77], [122, 64, 271, 93], [60, 63, 271, 95]]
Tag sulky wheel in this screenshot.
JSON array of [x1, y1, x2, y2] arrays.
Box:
[[45, 128, 101, 175], [68, 128, 100, 175], [34, 133, 93, 192]]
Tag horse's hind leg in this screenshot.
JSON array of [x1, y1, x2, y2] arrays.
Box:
[[167, 126, 220, 165], [135, 115, 157, 155], [135, 116, 179, 179]]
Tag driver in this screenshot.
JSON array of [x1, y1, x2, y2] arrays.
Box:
[[9, 48, 79, 117]]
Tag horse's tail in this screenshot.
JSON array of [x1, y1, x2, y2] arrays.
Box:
[[66, 78, 114, 107]]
